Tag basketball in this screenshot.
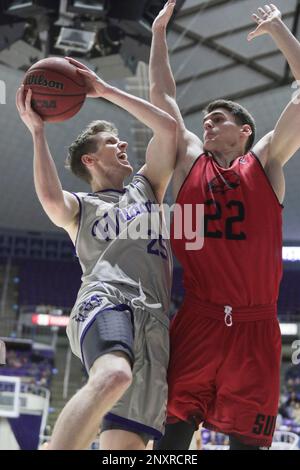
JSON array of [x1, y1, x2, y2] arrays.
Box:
[[22, 57, 87, 122]]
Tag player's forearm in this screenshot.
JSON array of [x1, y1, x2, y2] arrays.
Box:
[[150, 27, 176, 99], [268, 18, 300, 81], [104, 86, 177, 134], [32, 129, 64, 205]]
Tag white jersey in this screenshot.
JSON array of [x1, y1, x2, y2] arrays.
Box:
[[72, 174, 172, 314]]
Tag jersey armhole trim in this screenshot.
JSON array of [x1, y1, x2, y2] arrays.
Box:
[[250, 151, 284, 209], [94, 188, 126, 194], [175, 154, 205, 204], [71, 192, 82, 256], [135, 173, 159, 204]]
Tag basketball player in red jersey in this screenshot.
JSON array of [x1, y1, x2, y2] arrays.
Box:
[[150, 2, 300, 449]]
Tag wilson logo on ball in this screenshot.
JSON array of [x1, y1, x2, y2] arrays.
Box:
[[22, 57, 87, 122], [25, 74, 64, 90]]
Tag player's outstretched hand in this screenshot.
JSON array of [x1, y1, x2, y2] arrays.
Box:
[[152, 0, 176, 33], [248, 4, 282, 41], [65, 57, 112, 98], [16, 86, 44, 134]]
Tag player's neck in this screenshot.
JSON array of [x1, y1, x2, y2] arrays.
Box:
[[90, 174, 125, 193], [210, 148, 245, 168]]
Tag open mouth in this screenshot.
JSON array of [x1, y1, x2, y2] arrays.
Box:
[[117, 153, 127, 161]]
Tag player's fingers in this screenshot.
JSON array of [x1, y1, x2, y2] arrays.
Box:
[[247, 28, 257, 41], [76, 68, 91, 74], [24, 87, 32, 111], [257, 7, 268, 18], [16, 85, 25, 113], [76, 68, 96, 81], [64, 57, 89, 70], [252, 13, 262, 24], [15, 87, 21, 112]]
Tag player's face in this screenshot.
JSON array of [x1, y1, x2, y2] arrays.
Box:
[[93, 132, 133, 177], [202, 109, 243, 153]]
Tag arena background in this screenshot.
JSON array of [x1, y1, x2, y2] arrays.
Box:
[[0, 0, 299, 450]]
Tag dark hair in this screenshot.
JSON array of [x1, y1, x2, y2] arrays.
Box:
[[203, 99, 256, 152], [65, 120, 118, 183]]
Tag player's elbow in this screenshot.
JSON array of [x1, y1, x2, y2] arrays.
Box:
[[150, 84, 176, 103]]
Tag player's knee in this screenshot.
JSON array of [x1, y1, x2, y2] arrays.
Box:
[[88, 355, 132, 397], [105, 365, 132, 393]]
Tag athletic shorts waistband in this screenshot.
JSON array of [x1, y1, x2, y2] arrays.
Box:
[[184, 295, 277, 323]]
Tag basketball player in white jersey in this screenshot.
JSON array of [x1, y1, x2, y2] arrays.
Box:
[[16, 58, 177, 450]]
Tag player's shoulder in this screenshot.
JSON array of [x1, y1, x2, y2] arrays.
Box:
[[71, 191, 90, 200], [252, 131, 274, 168], [176, 128, 204, 173], [129, 173, 156, 196], [179, 129, 203, 158], [173, 152, 206, 201]]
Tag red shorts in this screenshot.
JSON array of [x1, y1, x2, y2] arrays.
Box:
[[167, 297, 282, 448]]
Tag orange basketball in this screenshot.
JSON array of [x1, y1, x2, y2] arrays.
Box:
[[23, 57, 87, 122]]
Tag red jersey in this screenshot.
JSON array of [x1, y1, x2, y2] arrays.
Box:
[[171, 151, 283, 307]]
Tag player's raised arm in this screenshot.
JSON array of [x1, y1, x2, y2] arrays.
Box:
[[250, 5, 300, 169], [149, 0, 203, 170], [16, 86, 79, 233], [248, 4, 300, 82], [66, 57, 178, 203]]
